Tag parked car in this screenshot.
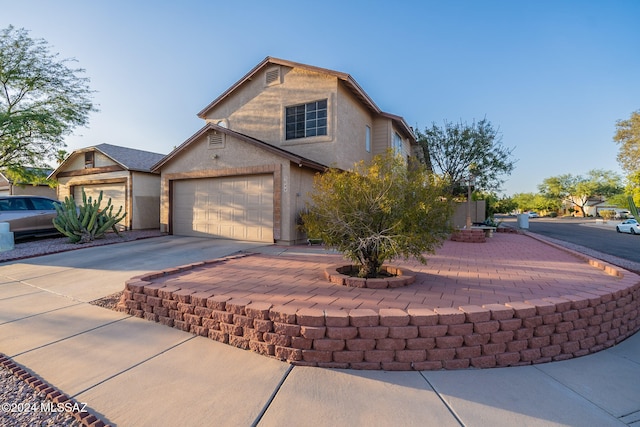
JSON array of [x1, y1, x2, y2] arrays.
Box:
[[0, 195, 61, 238], [527, 212, 539, 218], [615, 210, 631, 219], [616, 218, 640, 235]]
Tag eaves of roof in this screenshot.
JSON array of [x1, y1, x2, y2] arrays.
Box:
[[196, 56, 382, 119], [380, 112, 417, 143]]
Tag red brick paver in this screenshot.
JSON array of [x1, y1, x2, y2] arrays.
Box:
[[147, 233, 630, 311], [119, 233, 640, 370]]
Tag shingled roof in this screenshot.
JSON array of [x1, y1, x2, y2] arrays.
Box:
[[48, 143, 166, 179], [91, 143, 166, 172]]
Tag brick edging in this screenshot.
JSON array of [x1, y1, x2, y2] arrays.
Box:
[[0, 353, 111, 426], [117, 252, 640, 371]]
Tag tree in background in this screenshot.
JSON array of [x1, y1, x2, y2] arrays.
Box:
[[302, 151, 454, 278], [511, 192, 561, 215], [0, 26, 95, 179], [3, 166, 55, 188], [416, 118, 516, 195], [614, 111, 640, 206], [538, 170, 623, 217], [472, 191, 517, 217], [614, 110, 640, 176]]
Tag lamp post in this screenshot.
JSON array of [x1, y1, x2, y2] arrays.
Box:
[[465, 172, 475, 229]]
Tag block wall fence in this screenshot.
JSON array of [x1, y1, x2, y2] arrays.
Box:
[[117, 254, 640, 371]]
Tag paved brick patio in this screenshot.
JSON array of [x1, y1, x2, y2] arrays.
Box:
[[118, 232, 640, 370], [140, 233, 630, 310]]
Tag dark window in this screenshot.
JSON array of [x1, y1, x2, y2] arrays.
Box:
[[286, 99, 327, 140], [85, 152, 94, 168]]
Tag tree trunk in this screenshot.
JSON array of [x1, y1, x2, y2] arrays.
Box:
[[358, 257, 381, 278]]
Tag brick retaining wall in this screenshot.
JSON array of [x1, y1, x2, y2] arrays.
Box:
[[117, 255, 640, 371]]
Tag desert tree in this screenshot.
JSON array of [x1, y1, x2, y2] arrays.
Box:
[[302, 150, 454, 278], [538, 170, 623, 217], [0, 26, 95, 180], [416, 118, 516, 195]]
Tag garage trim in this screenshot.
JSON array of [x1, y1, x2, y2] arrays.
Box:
[[164, 164, 282, 240]]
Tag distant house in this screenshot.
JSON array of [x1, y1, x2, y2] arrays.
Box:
[[49, 144, 165, 230], [0, 168, 56, 199], [152, 56, 418, 244]]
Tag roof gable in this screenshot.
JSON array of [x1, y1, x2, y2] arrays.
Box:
[[197, 56, 415, 142], [152, 123, 327, 172], [50, 144, 166, 178]]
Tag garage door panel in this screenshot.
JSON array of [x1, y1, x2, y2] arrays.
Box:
[[172, 175, 273, 242], [73, 183, 127, 230]]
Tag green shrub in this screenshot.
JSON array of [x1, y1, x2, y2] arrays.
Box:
[[302, 151, 454, 278], [599, 210, 615, 220], [53, 190, 126, 243]]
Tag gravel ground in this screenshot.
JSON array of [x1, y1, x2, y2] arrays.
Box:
[[0, 368, 81, 426], [1, 229, 638, 426], [1, 230, 163, 426], [0, 229, 164, 263]]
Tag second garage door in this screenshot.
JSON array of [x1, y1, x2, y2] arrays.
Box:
[[172, 175, 274, 242], [73, 183, 127, 216]]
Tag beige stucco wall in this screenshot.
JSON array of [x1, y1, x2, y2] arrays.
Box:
[[159, 132, 314, 244], [202, 65, 400, 170], [63, 151, 116, 170], [3, 185, 57, 198], [0, 174, 57, 198], [131, 172, 161, 229], [371, 118, 391, 156], [286, 165, 320, 243]]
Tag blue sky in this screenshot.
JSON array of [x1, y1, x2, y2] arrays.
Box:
[[2, 0, 639, 196]]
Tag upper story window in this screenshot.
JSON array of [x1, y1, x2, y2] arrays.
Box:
[[285, 99, 327, 140], [392, 132, 403, 156], [365, 126, 371, 152]]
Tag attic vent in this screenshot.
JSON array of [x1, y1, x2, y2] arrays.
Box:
[[208, 131, 224, 147], [265, 67, 280, 85]]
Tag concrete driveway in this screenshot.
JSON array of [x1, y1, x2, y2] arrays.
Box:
[[0, 236, 268, 302], [1, 236, 639, 426]]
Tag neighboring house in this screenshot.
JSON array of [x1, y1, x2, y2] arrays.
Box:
[[0, 168, 57, 199], [152, 56, 418, 244], [49, 144, 165, 230]]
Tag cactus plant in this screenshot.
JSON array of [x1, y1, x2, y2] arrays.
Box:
[[629, 196, 639, 222], [53, 190, 127, 243]]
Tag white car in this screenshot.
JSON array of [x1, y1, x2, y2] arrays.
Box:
[[616, 219, 640, 235], [527, 212, 539, 218]]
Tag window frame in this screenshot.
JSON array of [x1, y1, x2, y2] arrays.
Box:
[[392, 131, 403, 156], [365, 125, 371, 153], [285, 99, 328, 140]]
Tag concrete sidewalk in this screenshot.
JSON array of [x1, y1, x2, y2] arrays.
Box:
[[0, 235, 639, 426]]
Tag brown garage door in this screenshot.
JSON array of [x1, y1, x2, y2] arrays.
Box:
[[172, 175, 274, 242], [73, 183, 127, 218]]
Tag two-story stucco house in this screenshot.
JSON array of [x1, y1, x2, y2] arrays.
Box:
[[152, 57, 418, 244]]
